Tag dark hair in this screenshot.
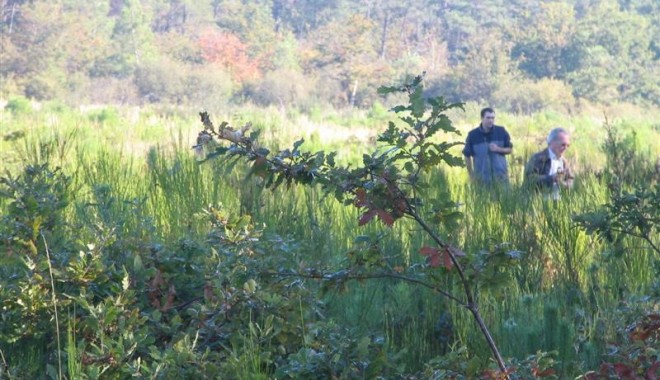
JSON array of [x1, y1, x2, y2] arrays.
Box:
[[480, 107, 495, 118]]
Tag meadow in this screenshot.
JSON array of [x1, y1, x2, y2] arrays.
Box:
[[0, 95, 658, 379]]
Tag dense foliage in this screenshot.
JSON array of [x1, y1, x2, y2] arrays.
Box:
[[0, 74, 657, 379], [1, 0, 658, 111]]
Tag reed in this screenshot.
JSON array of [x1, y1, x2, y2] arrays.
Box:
[[0, 103, 657, 377]]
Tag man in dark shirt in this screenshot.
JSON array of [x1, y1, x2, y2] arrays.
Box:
[[462, 108, 513, 185]]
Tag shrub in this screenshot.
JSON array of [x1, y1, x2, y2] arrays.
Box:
[[248, 69, 310, 108], [134, 59, 185, 104], [4, 95, 32, 114], [494, 77, 576, 114], [195, 75, 525, 376], [86, 106, 121, 125], [181, 64, 234, 111], [134, 59, 233, 107], [367, 100, 390, 121], [581, 313, 659, 380], [23, 75, 61, 101]]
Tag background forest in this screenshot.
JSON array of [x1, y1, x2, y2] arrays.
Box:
[[1, 0, 658, 112], [0, 1, 659, 380]]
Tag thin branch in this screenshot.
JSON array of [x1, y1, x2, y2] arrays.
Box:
[[41, 233, 63, 380], [0, 348, 11, 379], [405, 206, 509, 376], [643, 236, 660, 256], [606, 228, 660, 255], [260, 270, 466, 306]]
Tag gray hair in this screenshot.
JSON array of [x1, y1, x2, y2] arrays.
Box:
[[547, 128, 569, 145]]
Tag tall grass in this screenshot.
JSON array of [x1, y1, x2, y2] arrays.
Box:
[[0, 103, 657, 377]]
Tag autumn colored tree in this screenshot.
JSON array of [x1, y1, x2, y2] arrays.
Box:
[[198, 28, 260, 84], [211, 0, 278, 67], [1, 0, 658, 107], [0, 2, 113, 99]]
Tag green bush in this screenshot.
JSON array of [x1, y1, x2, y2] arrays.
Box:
[[134, 60, 233, 108], [4, 95, 32, 114], [367, 100, 389, 121], [495, 77, 576, 114], [134, 59, 185, 104], [23, 75, 61, 101], [87, 106, 121, 125], [181, 64, 233, 111], [249, 69, 311, 108]]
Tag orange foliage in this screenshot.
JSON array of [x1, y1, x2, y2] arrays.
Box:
[[198, 28, 260, 83]]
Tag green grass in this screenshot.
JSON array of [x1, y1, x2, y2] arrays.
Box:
[[0, 102, 657, 378]]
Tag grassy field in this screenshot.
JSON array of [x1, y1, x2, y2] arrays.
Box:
[[0, 99, 658, 378]]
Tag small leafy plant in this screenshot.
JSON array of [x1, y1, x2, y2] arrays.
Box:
[[196, 75, 525, 376], [573, 121, 659, 256]]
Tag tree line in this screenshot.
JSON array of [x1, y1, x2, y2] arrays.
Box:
[[0, 0, 657, 112]]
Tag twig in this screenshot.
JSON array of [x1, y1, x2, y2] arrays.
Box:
[[0, 348, 12, 379], [41, 232, 63, 380], [261, 270, 466, 306], [407, 209, 509, 376]]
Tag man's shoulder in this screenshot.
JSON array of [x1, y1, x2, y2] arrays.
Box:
[[530, 148, 550, 161], [492, 125, 509, 133], [465, 127, 483, 141]]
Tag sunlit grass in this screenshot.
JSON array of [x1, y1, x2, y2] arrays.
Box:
[[0, 102, 657, 376]]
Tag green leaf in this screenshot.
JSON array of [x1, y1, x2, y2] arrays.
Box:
[[390, 105, 407, 113], [410, 87, 425, 118], [377, 85, 400, 95], [354, 235, 371, 244], [292, 139, 305, 153], [327, 152, 336, 167], [255, 147, 270, 156]]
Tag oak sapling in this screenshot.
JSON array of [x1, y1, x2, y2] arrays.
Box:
[[196, 75, 522, 377]]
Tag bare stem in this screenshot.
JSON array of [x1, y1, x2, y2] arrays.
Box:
[[0, 349, 12, 379], [407, 209, 510, 377], [41, 233, 63, 380], [262, 270, 466, 306]]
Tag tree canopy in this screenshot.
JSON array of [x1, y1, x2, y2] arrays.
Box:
[[0, 0, 657, 111]]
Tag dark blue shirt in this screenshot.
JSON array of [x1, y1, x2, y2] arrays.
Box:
[[462, 125, 512, 184]]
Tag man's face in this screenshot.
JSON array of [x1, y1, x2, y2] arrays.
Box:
[[481, 112, 495, 128], [550, 132, 570, 157]]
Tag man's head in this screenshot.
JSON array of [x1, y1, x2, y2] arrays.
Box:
[[480, 107, 495, 129], [547, 128, 570, 157]]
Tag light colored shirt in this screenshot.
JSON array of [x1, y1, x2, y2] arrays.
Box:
[[548, 148, 564, 176]]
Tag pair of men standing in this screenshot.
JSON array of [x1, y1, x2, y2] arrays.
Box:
[[462, 108, 574, 191]]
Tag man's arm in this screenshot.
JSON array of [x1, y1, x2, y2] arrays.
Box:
[[462, 133, 474, 177], [492, 128, 513, 155], [560, 161, 575, 188], [465, 155, 473, 176], [524, 154, 553, 187], [489, 144, 512, 155]]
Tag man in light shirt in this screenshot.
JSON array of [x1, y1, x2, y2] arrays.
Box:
[[524, 128, 574, 190]]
